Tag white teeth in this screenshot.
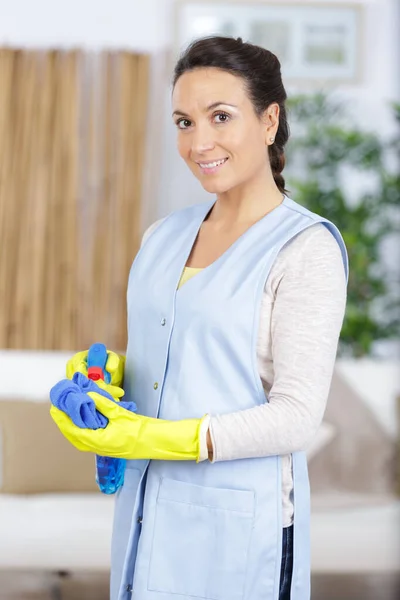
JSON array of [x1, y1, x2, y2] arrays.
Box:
[[199, 158, 227, 169]]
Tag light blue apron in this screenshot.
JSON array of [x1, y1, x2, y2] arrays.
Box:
[[110, 195, 348, 600]]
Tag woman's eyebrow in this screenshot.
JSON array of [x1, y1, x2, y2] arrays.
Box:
[[172, 102, 238, 118]]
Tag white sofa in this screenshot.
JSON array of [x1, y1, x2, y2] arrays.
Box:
[[0, 493, 114, 572], [0, 351, 115, 574]]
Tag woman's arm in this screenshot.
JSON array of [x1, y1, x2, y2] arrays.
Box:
[[205, 225, 347, 462]]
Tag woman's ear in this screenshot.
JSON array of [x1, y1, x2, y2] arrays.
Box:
[[262, 103, 280, 145]]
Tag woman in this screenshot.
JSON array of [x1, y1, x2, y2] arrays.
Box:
[[51, 36, 348, 600]]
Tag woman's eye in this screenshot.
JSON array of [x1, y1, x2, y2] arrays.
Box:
[[214, 112, 230, 124], [175, 113, 230, 129], [177, 119, 192, 130]]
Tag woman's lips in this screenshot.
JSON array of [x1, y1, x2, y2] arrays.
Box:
[[197, 157, 228, 175]]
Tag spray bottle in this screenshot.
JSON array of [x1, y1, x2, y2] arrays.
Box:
[[87, 343, 126, 494]]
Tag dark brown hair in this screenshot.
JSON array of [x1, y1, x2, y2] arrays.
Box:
[[172, 36, 289, 194]]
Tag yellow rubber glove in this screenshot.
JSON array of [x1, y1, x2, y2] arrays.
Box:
[[66, 350, 126, 400], [50, 391, 206, 462]]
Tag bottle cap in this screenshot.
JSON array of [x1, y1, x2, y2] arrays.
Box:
[[88, 366, 104, 381]]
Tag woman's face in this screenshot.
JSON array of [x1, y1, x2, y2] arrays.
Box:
[[172, 67, 277, 195]]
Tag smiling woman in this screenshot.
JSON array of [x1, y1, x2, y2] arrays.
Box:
[[171, 37, 289, 204], [171, 70, 283, 193], [115, 36, 345, 600], [50, 35, 348, 600]]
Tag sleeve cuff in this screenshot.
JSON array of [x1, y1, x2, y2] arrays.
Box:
[[198, 414, 211, 462]]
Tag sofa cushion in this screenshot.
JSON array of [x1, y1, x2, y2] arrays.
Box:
[[0, 400, 98, 493], [0, 493, 114, 569]]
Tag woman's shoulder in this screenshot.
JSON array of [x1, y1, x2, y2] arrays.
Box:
[[281, 222, 343, 262], [267, 222, 346, 293], [140, 218, 166, 248]]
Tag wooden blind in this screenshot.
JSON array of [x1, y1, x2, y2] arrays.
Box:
[[0, 48, 149, 351]]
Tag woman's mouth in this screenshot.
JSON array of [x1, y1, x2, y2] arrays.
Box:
[[197, 157, 228, 175]]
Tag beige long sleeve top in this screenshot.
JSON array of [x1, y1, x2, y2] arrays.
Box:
[[141, 217, 347, 527]]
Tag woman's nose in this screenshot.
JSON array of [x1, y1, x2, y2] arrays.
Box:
[[191, 125, 215, 154]]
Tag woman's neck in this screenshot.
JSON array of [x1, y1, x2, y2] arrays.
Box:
[[209, 171, 283, 228]]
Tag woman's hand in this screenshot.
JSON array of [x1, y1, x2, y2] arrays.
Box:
[[50, 391, 206, 462], [66, 349, 126, 400]]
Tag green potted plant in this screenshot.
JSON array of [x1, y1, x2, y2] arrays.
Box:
[[286, 93, 400, 357]]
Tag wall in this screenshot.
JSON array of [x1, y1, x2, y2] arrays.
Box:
[[0, 0, 169, 51]]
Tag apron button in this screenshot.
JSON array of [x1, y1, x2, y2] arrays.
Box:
[[126, 584, 133, 592], [153, 382, 158, 390], [161, 318, 166, 326], [137, 516, 143, 524]]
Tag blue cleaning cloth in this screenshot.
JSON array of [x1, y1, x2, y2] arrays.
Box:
[[50, 372, 137, 429]]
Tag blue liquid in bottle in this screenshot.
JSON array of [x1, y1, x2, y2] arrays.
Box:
[[95, 455, 126, 494], [88, 343, 126, 495]]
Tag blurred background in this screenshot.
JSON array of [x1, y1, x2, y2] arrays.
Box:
[[0, 0, 399, 598]]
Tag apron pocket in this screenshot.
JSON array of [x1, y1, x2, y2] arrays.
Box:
[[147, 477, 255, 600]]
